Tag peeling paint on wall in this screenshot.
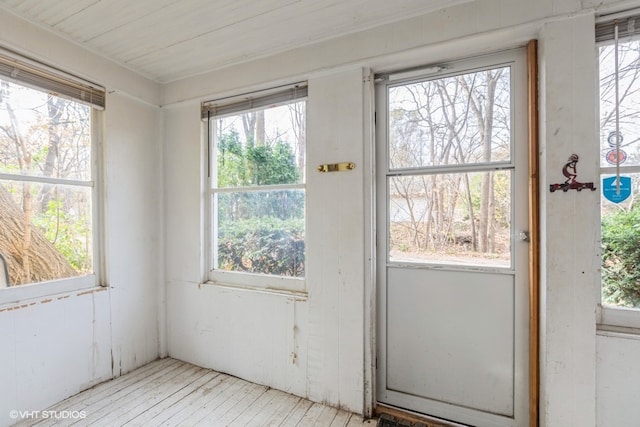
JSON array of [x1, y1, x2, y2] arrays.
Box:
[[0, 287, 108, 315]]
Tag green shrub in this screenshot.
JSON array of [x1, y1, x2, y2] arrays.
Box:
[[602, 206, 640, 308], [217, 217, 304, 277]]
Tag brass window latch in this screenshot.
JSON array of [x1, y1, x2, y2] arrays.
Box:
[[317, 162, 356, 173]]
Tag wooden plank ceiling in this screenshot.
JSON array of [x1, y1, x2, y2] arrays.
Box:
[[0, 0, 469, 83]]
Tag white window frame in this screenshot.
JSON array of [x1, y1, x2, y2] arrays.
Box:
[[0, 49, 104, 305], [596, 12, 640, 330], [203, 84, 307, 294]]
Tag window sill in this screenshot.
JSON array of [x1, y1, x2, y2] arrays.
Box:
[[597, 327, 640, 339], [0, 275, 101, 306], [208, 270, 305, 294], [597, 304, 640, 333], [200, 280, 308, 300]]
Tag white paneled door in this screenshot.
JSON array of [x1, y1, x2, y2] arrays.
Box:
[[376, 49, 529, 427]]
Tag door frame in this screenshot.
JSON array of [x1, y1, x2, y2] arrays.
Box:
[[526, 39, 540, 427], [365, 44, 540, 426]]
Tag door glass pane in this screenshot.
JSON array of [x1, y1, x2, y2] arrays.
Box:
[[388, 66, 511, 170], [388, 171, 511, 267]]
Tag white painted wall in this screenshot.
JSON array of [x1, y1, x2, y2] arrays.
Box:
[[538, 14, 600, 427], [0, 290, 112, 427], [104, 92, 163, 375], [164, 67, 369, 412], [0, 12, 163, 427], [596, 332, 640, 427]]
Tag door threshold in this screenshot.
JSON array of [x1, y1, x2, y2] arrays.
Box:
[[376, 403, 470, 427]]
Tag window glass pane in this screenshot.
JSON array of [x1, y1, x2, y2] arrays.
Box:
[[0, 180, 92, 286], [215, 189, 305, 277], [214, 101, 305, 187], [599, 38, 640, 312], [601, 173, 640, 309], [599, 41, 640, 167], [388, 171, 511, 267], [210, 95, 306, 285], [388, 66, 511, 170], [0, 79, 91, 181]]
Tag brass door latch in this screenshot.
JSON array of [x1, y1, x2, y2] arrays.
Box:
[[317, 162, 356, 173]]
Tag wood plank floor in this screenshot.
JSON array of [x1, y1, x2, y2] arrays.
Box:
[[14, 358, 377, 427]]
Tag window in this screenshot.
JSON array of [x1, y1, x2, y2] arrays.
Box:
[[203, 84, 307, 292], [597, 14, 640, 328], [382, 64, 515, 269], [0, 50, 104, 294]]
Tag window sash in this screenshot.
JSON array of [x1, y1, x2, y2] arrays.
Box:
[[205, 86, 307, 291], [201, 83, 307, 120], [0, 172, 92, 187], [599, 305, 640, 331], [597, 18, 640, 327], [0, 73, 101, 294], [211, 183, 304, 193], [597, 12, 640, 43], [0, 49, 105, 109]]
